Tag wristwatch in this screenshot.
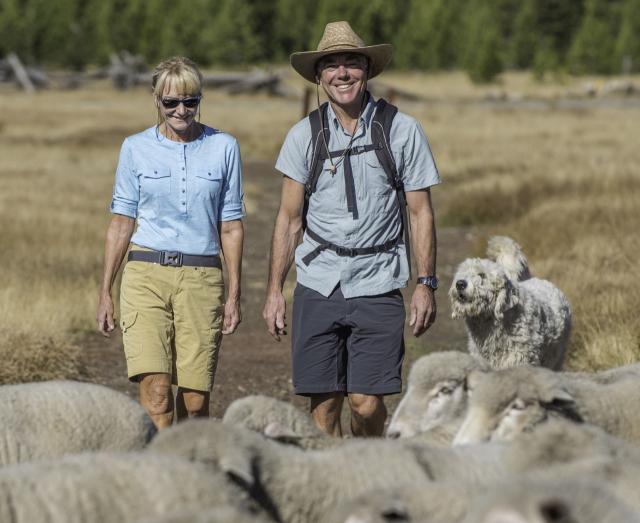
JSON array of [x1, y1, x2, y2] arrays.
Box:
[[417, 275, 439, 291]]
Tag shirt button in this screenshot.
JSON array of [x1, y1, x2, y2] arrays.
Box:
[[181, 202, 185, 205], [182, 189, 185, 193], [208, 172, 211, 176], [182, 167, 185, 170], [182, 178, 185, 182]]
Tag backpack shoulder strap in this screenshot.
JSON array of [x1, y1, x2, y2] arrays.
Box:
[[371, 98, 400, 187], [303, 102, 330, 231], [307, 102, 330, 195], [371, 98, 413, 277]]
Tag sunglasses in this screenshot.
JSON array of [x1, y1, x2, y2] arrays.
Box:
[[160, 96, 201, 109]]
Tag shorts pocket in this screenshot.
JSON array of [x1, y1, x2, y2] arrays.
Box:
[[140, 168, 171, 196], [121, 311, 142, 359], [120, 311, 138, 333]]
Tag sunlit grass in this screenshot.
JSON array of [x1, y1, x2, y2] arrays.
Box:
[[1, 71, 638, 382]]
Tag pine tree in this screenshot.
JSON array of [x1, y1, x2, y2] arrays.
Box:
[[272, 0, 316, 61], [568, 0, 623, 74], [614, 0, 640, 72], [462, 1, 503, 82]]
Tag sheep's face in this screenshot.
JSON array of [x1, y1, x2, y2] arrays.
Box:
[[387, 378, 467, 438], [449, 258, 518, 320], [453, 368, 571, 445], [386, 352, 483, 439]]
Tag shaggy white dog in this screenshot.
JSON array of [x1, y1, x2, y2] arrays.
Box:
[[449, 236, 571, 370]]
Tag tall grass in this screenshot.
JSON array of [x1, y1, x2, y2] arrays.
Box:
[[1, 72, 638, 383]]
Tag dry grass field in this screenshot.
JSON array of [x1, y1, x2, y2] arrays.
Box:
[[1, 70, 639, 385]]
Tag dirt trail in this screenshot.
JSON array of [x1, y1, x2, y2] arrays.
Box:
[[81, 161, 475, 419]]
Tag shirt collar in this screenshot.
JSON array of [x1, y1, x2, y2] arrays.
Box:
[[327, 91, 376, 132]]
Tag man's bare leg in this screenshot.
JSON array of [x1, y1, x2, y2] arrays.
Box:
[[139, 373, 174, 429], [176, 388, 210, 421], [348, 393, 386, 437], [310, 392, 345, 437]]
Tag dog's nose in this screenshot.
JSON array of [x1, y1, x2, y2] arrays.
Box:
[[456, 280, 467, 291]]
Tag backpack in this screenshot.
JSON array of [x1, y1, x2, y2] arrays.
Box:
[[300, 98, 411, 275]]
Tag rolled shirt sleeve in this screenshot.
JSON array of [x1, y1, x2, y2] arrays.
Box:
[[394, 116, 441, 191], [275, 119, 312, 185], [110, 138, 139, 218], [218, 138, 245, 221]]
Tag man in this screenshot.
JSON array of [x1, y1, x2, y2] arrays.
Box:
[[263, 21, 440, 437]]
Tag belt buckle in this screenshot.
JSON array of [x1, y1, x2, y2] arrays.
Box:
[[336, 246, 357, 257], [160, 251, 183, 267]]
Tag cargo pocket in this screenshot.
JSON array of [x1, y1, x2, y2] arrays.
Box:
[[120, 311, 142, 359]]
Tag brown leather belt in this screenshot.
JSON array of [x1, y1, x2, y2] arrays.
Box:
[[127, 250, 221, 268]]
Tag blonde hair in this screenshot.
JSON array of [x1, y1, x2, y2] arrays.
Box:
[[152, 57, 203, 125]]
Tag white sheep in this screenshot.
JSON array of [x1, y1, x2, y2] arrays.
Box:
[[150, 418, 640, 523], [387, 351, 487, 439], [135, 506, 273, 523], [223, 394, 338, 449], [0, 380, 155, 465], [0, 452, 255, 523], [454, 365, 640, 445], [449, 236, 571, 370], [322, 481, 482, 523], [148, 419, 516, 523], [462, 477, 640, 523]]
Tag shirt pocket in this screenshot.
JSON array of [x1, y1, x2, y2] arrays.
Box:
[[194, 168, 223, 198], [364, 151, 393, 197], [139, 167, 171, 197]]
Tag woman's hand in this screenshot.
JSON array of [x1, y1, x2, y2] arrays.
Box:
[[222, 297, 242, 335], [97, 293, 116, 337]]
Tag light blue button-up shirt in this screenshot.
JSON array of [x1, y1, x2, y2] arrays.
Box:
[[275, 95, 440, 298], [110, 125, 244, 256]]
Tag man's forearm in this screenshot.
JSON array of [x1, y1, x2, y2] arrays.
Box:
[[407, 192, 437, 277], [267, 211, 301, 293], [220, 220, 244, 301]]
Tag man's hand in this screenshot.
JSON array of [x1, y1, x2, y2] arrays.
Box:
[[222, 298, 242, 335], [97, 294, 116, 337], [263, 291, 287, 341], [409, 285, 436, 337]]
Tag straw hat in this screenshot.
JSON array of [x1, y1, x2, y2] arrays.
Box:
[[290, 21, 393, 83]]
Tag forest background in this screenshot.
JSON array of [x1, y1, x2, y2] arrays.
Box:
[[2, 0, 640, 81]]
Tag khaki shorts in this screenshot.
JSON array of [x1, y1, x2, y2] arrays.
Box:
[[119, 249, 225, 391]]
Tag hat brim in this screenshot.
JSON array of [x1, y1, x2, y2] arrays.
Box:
[[290, 44, 393, 83]]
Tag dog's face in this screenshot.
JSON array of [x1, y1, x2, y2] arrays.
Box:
[[449, 258, 518, 320]]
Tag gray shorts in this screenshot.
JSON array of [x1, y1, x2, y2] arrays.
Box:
[[291, 284, 405, 396]]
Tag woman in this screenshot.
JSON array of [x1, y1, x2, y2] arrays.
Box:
[[96, 57, 244, 429]]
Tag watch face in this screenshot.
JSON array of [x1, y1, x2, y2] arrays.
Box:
[[429, 276, 439, 290]]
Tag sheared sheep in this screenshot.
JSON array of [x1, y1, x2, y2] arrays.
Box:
[[148, 419, 514, 523], [387, 351, 487, 439], [462, 477, 640, 523], [0, 452, 254, 523], [454, 365, 640, 445], [0, 380, 155, 465], [449, 236, 571, 370], [223, 395, 338, 449]]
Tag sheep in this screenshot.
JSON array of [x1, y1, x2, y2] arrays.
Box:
[[148, 419, 514, 523], [449, 236, 571, 370], [570, 362, 640, 385], [0, 452, 256, 523], [0, 380, 155, 465], [386, 351, 487, 440], [453, 365, 640, 445], [223, 395, 339, 450], [462, 477, 640, 523], [135, 506, 273, 523], [322, 481, 482, 523]]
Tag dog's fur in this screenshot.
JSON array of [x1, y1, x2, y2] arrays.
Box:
[[449, 236, 571, 370]]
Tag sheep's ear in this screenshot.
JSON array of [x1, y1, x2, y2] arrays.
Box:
[[219, 452, 256, 488], [541, 388, 583, 422], [494, 279, 519, 320], [264, 422, 303, 445]]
